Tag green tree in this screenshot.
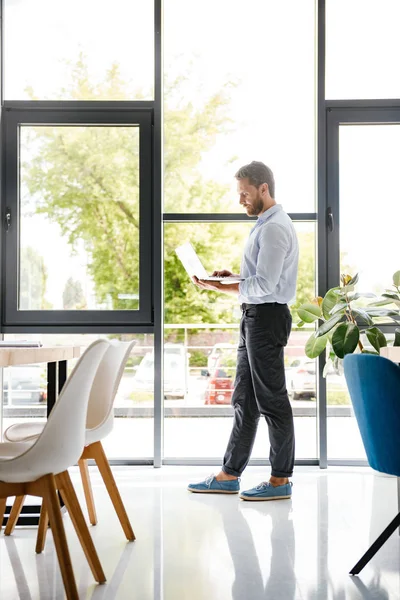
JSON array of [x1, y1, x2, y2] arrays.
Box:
[[62, 277, 86, 309], [164, 222, 247, 324], [22, 58, 315, 324], [22, 60, 239, 322], [19, 246, 49, 309]]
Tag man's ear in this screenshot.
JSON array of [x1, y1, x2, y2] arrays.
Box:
[[261, 183, 269, 196]]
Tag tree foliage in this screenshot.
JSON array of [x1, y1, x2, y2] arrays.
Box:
[[22, 59, 314, 323]]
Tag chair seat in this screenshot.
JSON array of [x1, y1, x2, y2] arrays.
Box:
[[4, 415, 113, 447], [84, 415, 113, 445], [4, 422, 46, 443], [0, 441, 36, 460]]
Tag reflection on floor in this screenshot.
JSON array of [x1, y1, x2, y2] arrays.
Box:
[[0, 466, 398, 599]]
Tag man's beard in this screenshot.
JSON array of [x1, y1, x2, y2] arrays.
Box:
[[247, 196, 264, 215]]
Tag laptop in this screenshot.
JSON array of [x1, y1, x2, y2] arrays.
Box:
[[175, 242, 244, 282]]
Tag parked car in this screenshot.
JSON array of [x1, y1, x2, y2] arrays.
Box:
[[287, 359, 345, 400], [204, 344, 237, 405], [132, 343, 189, 399], [286, 359, 316, 399], [3, 365, 47, 405]]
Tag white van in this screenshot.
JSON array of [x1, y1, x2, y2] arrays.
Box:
[[132, 343, 189, 399]]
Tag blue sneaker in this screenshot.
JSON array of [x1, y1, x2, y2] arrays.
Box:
[[187, 474, 240, 494], [240, 481, 292, 501]]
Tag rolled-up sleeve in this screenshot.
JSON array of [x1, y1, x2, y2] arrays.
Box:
[[239, 223, 290, 298]]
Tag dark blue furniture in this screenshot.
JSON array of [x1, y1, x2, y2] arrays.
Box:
[[344, 353, 400, 575]]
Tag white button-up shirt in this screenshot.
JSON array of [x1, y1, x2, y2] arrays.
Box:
[[238, 204, 299, 305]]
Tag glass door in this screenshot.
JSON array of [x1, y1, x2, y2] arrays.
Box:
[[326, 108, 400, 461]]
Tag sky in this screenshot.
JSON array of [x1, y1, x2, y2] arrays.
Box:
[[3, 0, 400, 308]]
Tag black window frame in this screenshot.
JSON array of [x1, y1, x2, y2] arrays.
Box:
[[1, 103, 154, 330], [325, 102, 400, 333]]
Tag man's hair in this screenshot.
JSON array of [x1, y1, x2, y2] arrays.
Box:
[[235, 161, 275, 198]]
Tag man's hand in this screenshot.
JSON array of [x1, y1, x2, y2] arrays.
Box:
[[192, 276, 222, 292], [212, 269, 242, 278], [192, 276, 240, 296], [211, 269, 232, 277]]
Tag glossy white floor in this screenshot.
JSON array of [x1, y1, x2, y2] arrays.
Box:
[[0, 466, 398, 600]]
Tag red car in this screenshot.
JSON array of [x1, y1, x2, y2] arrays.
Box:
[[204, 346, 236, 405]]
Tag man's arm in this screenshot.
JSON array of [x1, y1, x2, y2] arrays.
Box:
[[238, 223, 289, 298], [192, 276, 239, 296]]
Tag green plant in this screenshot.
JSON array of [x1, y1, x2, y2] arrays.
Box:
[[188, 350, 208, 368], [297, 272, 400, 371], [369, 270, 400, 311]]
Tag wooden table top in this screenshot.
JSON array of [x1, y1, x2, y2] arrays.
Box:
[[0, 346, 81, 367]]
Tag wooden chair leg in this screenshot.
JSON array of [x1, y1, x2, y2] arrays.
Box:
[[0, 497, 6, 532], [4, 496, 26, 536], [78, 458, 98, 526], [41, 474, 79, 600], [91, 441, 135, 541], [56, 470, 106, 584], [36, 500, 49, 554]]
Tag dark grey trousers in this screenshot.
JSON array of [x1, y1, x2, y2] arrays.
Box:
[[222, 302, 295, 478]]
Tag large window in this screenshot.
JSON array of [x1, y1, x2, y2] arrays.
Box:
[[1, 0, 397, 467], [3, 333, 154, 460], [4, 0, 154, 101], [325, 114, 400, 461], [163, 0, 316, 214], [326, 0, 400, 99], [163, 222, 317, 460], [19, 125, 140, 311], [163, 0, 317, 463], [3, 110, 153, 326]]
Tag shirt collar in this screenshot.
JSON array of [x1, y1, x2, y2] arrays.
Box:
[[257, 204, 283, 223]]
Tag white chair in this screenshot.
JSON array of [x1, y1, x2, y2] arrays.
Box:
[[4, 339, 136, 544], [0, 338, 109, 600]]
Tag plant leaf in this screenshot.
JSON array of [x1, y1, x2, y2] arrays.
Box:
[[315, 312, 345, 337], [295, 320, 305, 328], [332, 323, 360, 359], [297, 303, 322, 323], [341, 284, 356, 294], [369, 299, 397, 307], [393, 271, 400, 287], [347, 292, 376, 301], [365, 327, 387, 352], [348, 273, 359, 286], [329, 302, 347, 316], [341, 274, 353, 286], [394, 329, 400, 347], [305, 332, 328, 359], [322, 287, 340, 320], [312, 296, 323, 307], [364, 308, 400, 317], [361, 349, 379, 355], [351, 307, 374, 326]]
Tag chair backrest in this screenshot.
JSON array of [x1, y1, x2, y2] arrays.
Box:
[[9, 339, 109, 481], [343, 354, 400, 476], [85, 339, 136, 430]]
